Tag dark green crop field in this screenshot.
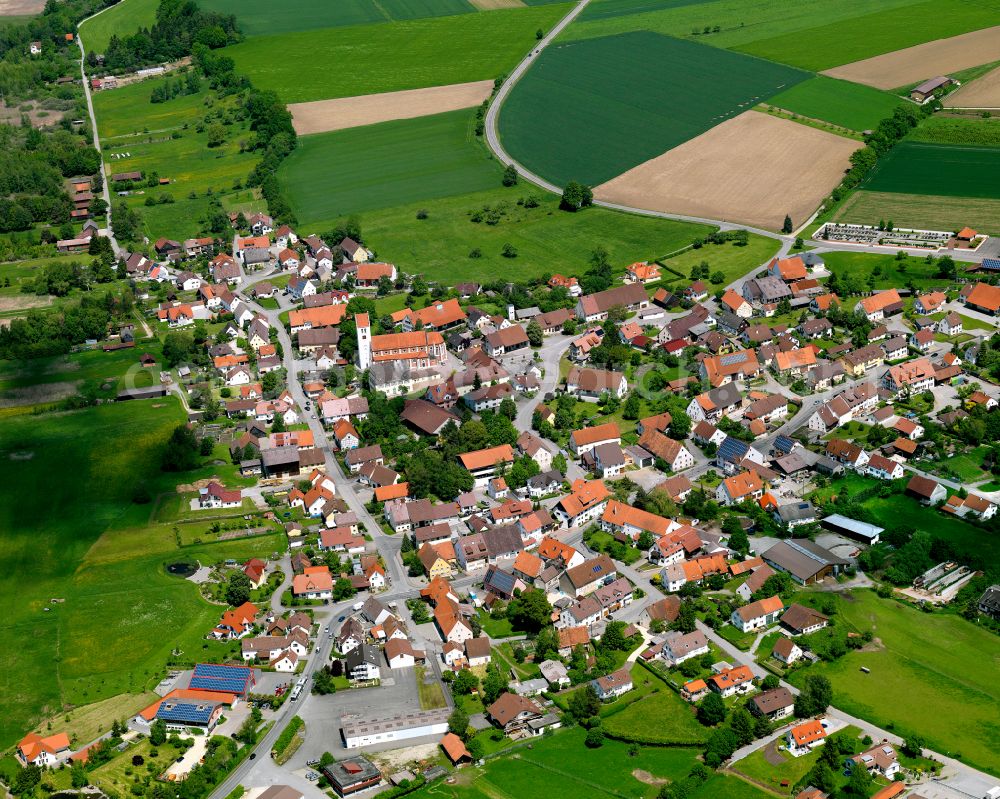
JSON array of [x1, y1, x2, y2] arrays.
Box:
[[766, 75, 902, 132], [196, 0, 476, 37], [499, 31, 808, 186], [279, 110, 502, 224], [864, 141, 1000, 198]]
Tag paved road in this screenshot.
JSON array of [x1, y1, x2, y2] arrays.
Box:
[[75, 15, 120, 257], [237, 288, 409, 590], [483, 0, 992, 265]]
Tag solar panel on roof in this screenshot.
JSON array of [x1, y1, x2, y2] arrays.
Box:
[[982, 258, 1000, 271], [719, 353, 747, 366]]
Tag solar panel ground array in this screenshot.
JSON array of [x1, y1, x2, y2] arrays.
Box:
[[499, 31, 809, 187], [863, 141, 1000, 199]]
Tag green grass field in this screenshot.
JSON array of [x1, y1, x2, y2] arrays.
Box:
[[482, 727, 699, 798], [602, 678, 709, 745], [196, 0, 476, 36], [735, 0, 1000, 71], [565, 0, 922, 48], [280, 110, 502, 223], [323, 186, 711, 283], [500, 31, 808, 186], [659, 234, 780, 287], [94, 75, 259, 240], [0, 397, 282, 748], [79, 0, 160, 54], [788, 590, 1000, 775], [92, 75, 210, 138], [909, 115, 1000, 148], [227, 5, 570, 103], [820, 250, 951, 291], [833, 189, 1000, 236], [863, 141, 1000, 198], [766, 76, 902, 132]]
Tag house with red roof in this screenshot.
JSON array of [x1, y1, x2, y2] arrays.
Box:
[[17, 732, 71, 766]]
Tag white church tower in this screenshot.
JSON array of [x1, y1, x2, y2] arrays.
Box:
[[356, 313, 372, 370]]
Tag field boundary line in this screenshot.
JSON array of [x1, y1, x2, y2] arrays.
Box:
[[483, 0, 790, 244]]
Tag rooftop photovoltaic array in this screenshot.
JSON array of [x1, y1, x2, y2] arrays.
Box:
[[190, 663, 254, 694]]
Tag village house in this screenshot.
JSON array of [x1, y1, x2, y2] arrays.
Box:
[[731, 595, 784, 633]]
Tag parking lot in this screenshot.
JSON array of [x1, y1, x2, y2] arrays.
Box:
[[290, 666, 424, 764]]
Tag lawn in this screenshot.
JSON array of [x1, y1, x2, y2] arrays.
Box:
[[416, 666, 447, 709], [227, 5, 570, 103], [94, 78, 260, 240], [659, 234, 781, 288], [787, 590, 1000, 775], [734, 0, 1000, 71], [602, 680, 709, 745], [316, 186, 711, 284], [820, 250, 950, 291], [765, 76, 903, 132], [482, 726, 700, 799], [79, 0, 160, 54], [196, 0, 476, 36], [87, 738, 185, 795], [279, 110, 502, 224], [0, 397, 283, 748], [732, 728, 864, 795], [833, 189, 1000, 237], [863, 141, 1000, 199], [909, 115, 1000, 148], [499, 31, 809, 187]]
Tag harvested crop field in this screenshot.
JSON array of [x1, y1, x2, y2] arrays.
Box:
[[945, 66, 1000, 108], [594, 111, 857, 231], [289, 80, 493, 135], [469, 0, 524, 8], [834, 189, 1000, 236], [0, 0, 44, 14], [823, 26, 1000, 90]]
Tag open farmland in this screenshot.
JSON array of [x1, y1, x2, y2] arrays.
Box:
[[500, 31, 808, 187], [822, 25, 1000, 90], [195, 0, 476, 37], [945, 66, 1000, 108], [736, 0, 1000, 72], [863, 141, 1000, 198], [79, 0, 160, 54], [226, 5, 569, 103], [93, 74, 259, 240], [908, 115, 1000, 147], [0, 397, 282, 748], [279, 110, 502, 222], [787, 590, 1000, 775], [834, 189, 1000, 236], [317, 187, 710, 283], [594, 111, 858, 231], [566, 0, 920, 48], [765, 76, 902, 132], [289, 80, 493, 135]]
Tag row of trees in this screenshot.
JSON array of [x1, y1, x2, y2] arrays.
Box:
[[99, 0, 239, 73]]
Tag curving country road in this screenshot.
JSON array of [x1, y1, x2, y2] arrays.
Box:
[[483, 0, 992, 264], [76, 10, 122, 258]]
